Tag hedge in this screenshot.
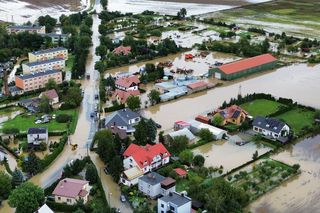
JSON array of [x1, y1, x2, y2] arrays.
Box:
[[104, 104, 125, 112], [46, 200, 78, 212]]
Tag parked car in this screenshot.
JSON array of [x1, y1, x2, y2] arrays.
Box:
[[155, 123, 162, 129], [90, 112, 96, 118], [236, 141, 249, 146], [94, 94, 99, 100], [35, 120, 42, 124], [120, 195, 126, 202], [104, 166, 110, 174]]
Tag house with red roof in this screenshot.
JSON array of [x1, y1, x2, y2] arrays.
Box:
[[52, 178, 90, 205], [213, 105, 248, 126], [39, 89, 59, 105], [112, 45, 131, 55], [115, 75, 140, 91], [174, 168, 188, 178], [209, 54, 277, 80], [120, 143, 171, 186], [112, 89, 140, 104]]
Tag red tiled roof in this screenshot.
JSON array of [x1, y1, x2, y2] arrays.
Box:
[[175, 121, 191, 127], [116, 75, 140, 88], [215, 105, 248, 120], [123, 143, 171, 169], [218, 54, 276, 75], [112, 89, 140, 104], [187, 81, 208, 90], [174, 168, 187, 176], [52, 178, 88, 198], [195, 115, 210, 124], [41, 89, 58, 100], [112, 45, 131, 55], [79, 189, 88, 197]]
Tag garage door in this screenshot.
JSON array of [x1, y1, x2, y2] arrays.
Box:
[[215, 72, 221, 79]]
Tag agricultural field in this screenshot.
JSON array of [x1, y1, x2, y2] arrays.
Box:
[[227, 159, 299, 201], [276, 108, 315, 135], [241, 99, 285, 117], [206, 0, 320, 38]]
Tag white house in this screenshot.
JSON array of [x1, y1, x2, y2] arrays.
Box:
[[158, 192, 192, 213], [35, 204, 54, 213], [121, 143, 171, 186], [27, 127, 48, 146], [252, 116, 291, 143], [0, 147, 7, 161], [105, 108, 141, 135], [115, 75, 140, 91], [121, 166, 144, 186], [188, 119, 227, 140], [22, 58, 65, 74]]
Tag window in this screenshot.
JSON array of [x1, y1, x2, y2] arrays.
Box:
[[58, 197, 61, 200], [161, 204, 164, 208]]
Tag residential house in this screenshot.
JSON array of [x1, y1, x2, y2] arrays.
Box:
[[104, 108, 141, 135], [121, 166, 144, 186], [52, 178, 90, 205], [22, 58, 65, 74], [213, 105, 248, 126], [157, 192, 192, 213], [112, 45, 131, 55], [9, 86, 24, 96], [188, 119, 227, 140], [115, 75, 140, 91], [18, 98, 41, 113], [15, 70, 62, 92], [27, 127, 48, 146], [7, 25, 46, 34], [35, 204, 54, 213], [252, 116, 290, 143], [138, 172, 176, 198], [0, 147, 7, 161], [28, 47, 68, 62], [121, 143, 171, 186], [112, 89, 140, 104], [39, 89, 59, 105]]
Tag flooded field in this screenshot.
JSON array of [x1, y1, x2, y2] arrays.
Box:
[[143, 63, 320, 130], [249, 135, 320, 213], [193, 140, 271, 172]]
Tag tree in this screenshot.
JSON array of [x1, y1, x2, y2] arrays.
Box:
[[11, 168, 24, 187], [148, 89, 161, 105], [38, 15, 57, 33], [212, 114, 224, 127], [179, 150, 194, 165], [126, 95, 141, 110], [169, 136, 188, 155], [8, 182, 45, 213], [96, 45, 108, 58], [95, 130, 116, 163], [63, 86, 83, 108], [105, 75, 115, 90], [193, 155, 205, 167], [134, 119, 148, 145], [198, 128, 213, 142], [146, 119, 157, 143], [2, 127, 19, 135], [39, 96, 52, 113], [0, 171, 12, 199], [22, 151, 41, 176], [252, 150, 258, 160], [85, 163, 98, 184], [109, 156, 123, 182], [45, 78, 58, 90]]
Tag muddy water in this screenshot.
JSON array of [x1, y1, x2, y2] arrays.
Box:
[[249, 135, 320, 213], [192, 140, 271, 172], [143, 63, 320, 131]]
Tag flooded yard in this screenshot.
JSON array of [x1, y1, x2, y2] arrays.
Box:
[[249, 135, 320, 213], [0, 106, 25, 124], [192, 140, 271, 172]]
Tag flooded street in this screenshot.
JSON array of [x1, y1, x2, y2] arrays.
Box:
[[249, 135, 320, 213], [143, 63, 320, 130]]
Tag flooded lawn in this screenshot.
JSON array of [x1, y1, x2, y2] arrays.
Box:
[[249, 135, 320, 213], [192, 140, 271, 172], [143, 63, 320, 130]]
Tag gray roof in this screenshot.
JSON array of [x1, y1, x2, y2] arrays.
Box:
[[139, 172, 165, 186], [105, 108, 140, 127], [9, 86, 23, 93], [25, 58, 64, 67], [168, 128, 195, 141], [8, 25, 43, 30], [252, 116, 287, 134], [159, 192, 191, 207], [28, 127, 48, 134], [31, 47, 67, 56], [17, 69, 61, 80]]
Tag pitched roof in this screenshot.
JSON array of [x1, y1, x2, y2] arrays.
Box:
[[116, 75, 140, 88], [16, 69, 61, 80], [123, 166, 144, 180], [169, 128, 195, 141], [28, 127, 47, 134], [112, 45, 131, 55], [217, 54, 277, 75], [215, 105, 248, 120], [187, 81, 208, 90], [31, 47, 67, 56], [174, 121, 191, 127], [252, 116, 287, 134], [52, 178, 88, 198], [174, 168, 187, 176], [25, 58, 64, 67], [36, 204, 54, 213], [112, 89, 140, 104], [105, 108, 140, 128], [123, 143, 171, 169], [139, 172, 166, 185], [40, 89, 59, 100]]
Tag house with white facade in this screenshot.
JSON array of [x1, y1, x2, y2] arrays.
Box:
[[121, 143, 171, 186], [105, 108, 141, 135], [158, 192, 192, 213], [22, 58, 65, 74], [115, 75, 140, 91], [252, 116, 291, 143], [52, 178, 90, 205], [0, 147, 7, 161], [27, 127, 48, 147]]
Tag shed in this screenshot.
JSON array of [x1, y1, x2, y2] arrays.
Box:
[[174, 168, 187, 178], [188, 119, 227, 140], [168, 128, 196, 143]]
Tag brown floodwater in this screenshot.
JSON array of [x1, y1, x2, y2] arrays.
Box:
[[249, 135, 320, 213], [142, 63, 320, 131]]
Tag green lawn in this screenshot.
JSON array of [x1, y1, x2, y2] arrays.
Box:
[[241, 99, 285, 117], [276, 108, 315, 134], [1, 109, 79, 134], [66, 54, 75, 71]]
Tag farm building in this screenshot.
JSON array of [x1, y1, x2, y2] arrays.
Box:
[[209, 54, 277, 80]]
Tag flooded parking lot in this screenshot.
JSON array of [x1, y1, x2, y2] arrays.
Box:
[[192, 140, 271, 172]]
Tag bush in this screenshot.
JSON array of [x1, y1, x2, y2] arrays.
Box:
[[104, 104, 125, 112], [56, 114, 72, 123], [46, 200, 77, 212]]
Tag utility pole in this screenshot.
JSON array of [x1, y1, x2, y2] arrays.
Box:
[[238, 84, 242, 97]]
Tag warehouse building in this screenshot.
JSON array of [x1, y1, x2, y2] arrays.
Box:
[[209, 54, 277, 80]]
